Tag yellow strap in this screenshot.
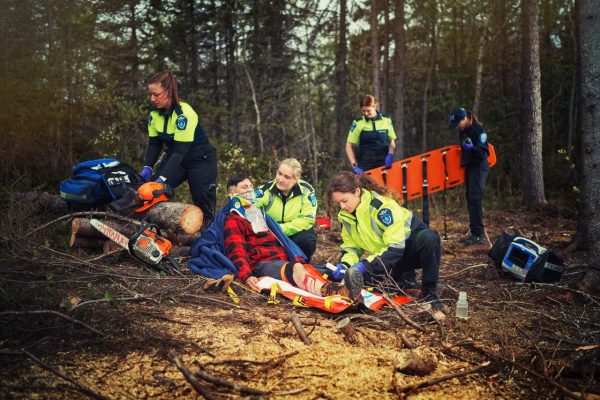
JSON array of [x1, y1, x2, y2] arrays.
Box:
[[227, 287, 240, 304], [267, 283, 280, 305], [293, 296, 308, 308], [324, 295, 353, 310]]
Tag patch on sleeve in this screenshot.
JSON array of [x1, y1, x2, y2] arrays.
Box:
[[308, 192, 317, 207], [479, 132, 488, 143], [147, 114, 152, 125], [349, 121, 357, 131], [255, 188, 264, 198], [176, 114, 188, 130], [377, 208, 394, 227]]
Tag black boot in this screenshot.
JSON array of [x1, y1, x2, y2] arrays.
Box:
[[421, 285, 445, 311]]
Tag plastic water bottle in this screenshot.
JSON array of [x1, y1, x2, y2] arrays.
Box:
[[456, 291, 468, 319]]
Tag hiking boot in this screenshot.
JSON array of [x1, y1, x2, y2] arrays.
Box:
[[463, 234, 484, 246], [320, 282, 350, 298], [398, 275, 421, 290], [422, 290, 445, 311], [344, 266, 365, 302]]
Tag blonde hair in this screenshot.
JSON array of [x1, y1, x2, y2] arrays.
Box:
[[279, 158, 302, 180]]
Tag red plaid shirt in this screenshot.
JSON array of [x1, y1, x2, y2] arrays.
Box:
[[224, 212, 292, 282]]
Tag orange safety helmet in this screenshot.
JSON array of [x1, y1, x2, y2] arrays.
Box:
[[134, 182, 173, 213]]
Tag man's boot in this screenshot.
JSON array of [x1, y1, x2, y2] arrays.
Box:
[[292, 264, 349, 297]]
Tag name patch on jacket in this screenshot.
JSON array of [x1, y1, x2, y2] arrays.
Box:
[[176, 114, 187, 130], [377, 208, 394, 226]]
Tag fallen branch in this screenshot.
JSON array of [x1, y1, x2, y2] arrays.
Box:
[[465, 341, 588, 400], [167, 350, 218, 400], [0, 310, 103, 335], [395, 361, 490, 395], [290, 314, 311, 344], [440, 263, 487, 279], [382, 293, 426, 332], [20, 348, 109, 400], [25, 211, 140, 238]]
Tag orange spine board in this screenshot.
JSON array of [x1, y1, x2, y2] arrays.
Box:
[[365, 143, 496, 200]]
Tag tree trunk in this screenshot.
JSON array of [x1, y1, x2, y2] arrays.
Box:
[[144, 202, 204, 234], [577, 0, 600, 254], [382, 0, 390, 111], [392, 0, 406, 158], [370, 0, 381, 100], [335, 0, 348, 160], [520, 0, 546, 206], [421, 1, 437, 152], [473, 30, 486, 116]]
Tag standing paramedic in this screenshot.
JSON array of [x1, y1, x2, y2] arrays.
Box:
[[448, 107, 490, 246], [140, 70, 218, 224], [327, 171, 444, 310], [345, 94, 396, 174], [255, 158, 318, 261]]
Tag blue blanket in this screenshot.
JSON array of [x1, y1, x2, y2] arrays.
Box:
[[188, 201, 307, 279]]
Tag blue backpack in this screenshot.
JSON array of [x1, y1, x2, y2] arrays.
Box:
[[59, 158, 143, 208]]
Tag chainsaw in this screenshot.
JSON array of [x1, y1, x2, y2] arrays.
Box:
[[90, 218, 181, 275]]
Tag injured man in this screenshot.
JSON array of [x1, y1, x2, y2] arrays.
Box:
[[223, 173, 348, 298]]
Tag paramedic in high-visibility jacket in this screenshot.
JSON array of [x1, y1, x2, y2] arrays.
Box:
[[328, 171, 445, 310], [255, 158, 318, 261], [345, 94, 396, 174], [141, 70, 217, 225]]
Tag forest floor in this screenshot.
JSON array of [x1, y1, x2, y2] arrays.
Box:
[[1, 199, 599, 400]]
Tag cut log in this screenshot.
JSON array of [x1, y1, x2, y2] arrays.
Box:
[[69, 236, 106, 249], [72, 218, 138, 238], [143, 202, 203, 234], [166, 229, 201, 246], [11, 192, 68, 214]]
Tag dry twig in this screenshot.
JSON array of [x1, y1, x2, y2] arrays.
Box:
[[168, 350, 218, 400]]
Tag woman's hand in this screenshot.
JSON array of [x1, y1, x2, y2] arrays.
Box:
[[245, 276, 261, 292]]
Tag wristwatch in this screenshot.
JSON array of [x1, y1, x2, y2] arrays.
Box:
[[351, 163, 357, 167]]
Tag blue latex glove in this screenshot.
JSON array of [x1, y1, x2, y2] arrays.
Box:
[[384, 153, 394, 169], [155, 176, 165, 184], [351, 261, 367, 275], [462, 137, 474, 150], [140, 166, 152, 182], [330, 264, 347, 281], [352, 165, 364, 174]]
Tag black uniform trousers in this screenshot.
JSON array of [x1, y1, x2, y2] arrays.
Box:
[[159, 143, 218, 226], [289, 228, 317, 262], [465, 159, 489, 237], [364, 228, 441, 292]]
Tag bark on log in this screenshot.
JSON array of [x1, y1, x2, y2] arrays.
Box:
[[143, 202, 203, 234], [69, 236, 106, 249], [11, 192, 68, 214], [72, 218, 139, 238], [166, 229, 201, 246]]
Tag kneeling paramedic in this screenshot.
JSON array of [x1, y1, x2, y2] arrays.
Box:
[[328, 171, 444, 309]]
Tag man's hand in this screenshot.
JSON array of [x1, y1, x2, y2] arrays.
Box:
[[245, 276, 261, 292], [203, 274, 234, 293]]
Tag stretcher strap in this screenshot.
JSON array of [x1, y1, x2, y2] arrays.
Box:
[[401, 163, 408, 208], [422, 157, 429, 226]]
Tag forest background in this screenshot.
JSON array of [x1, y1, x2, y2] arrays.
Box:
[[0, 0, 582, 215]]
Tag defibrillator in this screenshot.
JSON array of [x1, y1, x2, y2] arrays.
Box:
[[501, 237, 546, 280], [491, 234, 564, 283]]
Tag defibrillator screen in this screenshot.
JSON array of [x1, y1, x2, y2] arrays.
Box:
[[507, 246, 532, 268]]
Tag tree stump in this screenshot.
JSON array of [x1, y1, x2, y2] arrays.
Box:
[[336, 317, 357, 343], [395, 349, 438, 376]]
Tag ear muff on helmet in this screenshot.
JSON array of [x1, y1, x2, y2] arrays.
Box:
[[134, 182, 173, 213]]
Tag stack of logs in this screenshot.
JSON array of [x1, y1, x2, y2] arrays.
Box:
[[70, 202, 204, 258]]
